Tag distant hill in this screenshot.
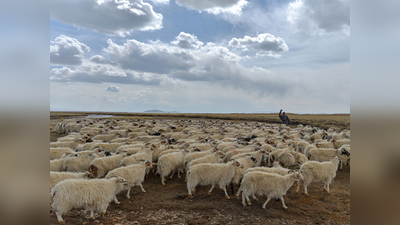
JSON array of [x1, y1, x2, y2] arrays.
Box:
[[143, 109, 179, 114]]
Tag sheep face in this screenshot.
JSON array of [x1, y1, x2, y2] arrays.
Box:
[[341, 148, 350, 157], [291, 172, 304, 181], [116, 176, 128, 185], [233, 160, 244, 169]]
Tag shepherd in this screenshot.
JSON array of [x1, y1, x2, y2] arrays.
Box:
[[279, 109, 291, 125]]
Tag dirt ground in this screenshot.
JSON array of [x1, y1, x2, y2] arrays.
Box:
[[50, 114, 350, 225]]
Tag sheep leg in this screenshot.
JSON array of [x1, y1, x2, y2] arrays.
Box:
[[326, 182, 331, 193], [241, 193, 247, 206], [126, 188, 131, 198], [235, 187, 242, 199], [55, 212, 64, 223], [90, 210, 94, 219], [187, 186, 193, 198], [161, 176, 166, 185], [177, 170, 181, 179], [208, 184, 216, 195], [304, 184, 309, 196], [139, 184, 146, 192], [252, 194, 258, 201], [262, 196, 272, 209], [113, 196, 120, 204], [222, 186, 230, 199], [296, 181, 301, 194], [280, 196, 288, 209], [169, 171, 175, 179], [246, 195, 251, 205]]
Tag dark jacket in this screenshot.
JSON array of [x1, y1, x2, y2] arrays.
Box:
[[279, 110, 291, 125]]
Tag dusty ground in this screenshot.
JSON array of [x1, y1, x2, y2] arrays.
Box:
[[50, 113, 350, 225]]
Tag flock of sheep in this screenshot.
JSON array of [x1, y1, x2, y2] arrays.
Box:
[[50, 117, 350, 223]]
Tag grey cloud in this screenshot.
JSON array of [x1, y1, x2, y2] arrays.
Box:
[[170, 53, 291, 96], [90, 55, 115, 65], [50, 36, 294, 97], [50, 35, 89, 65], [287, 0, 350, 35], [106, 85, 121, 92], [50, 0, 163, 36], [103, 39, 195, 74], [171, 32, 204, 49], [50, 64, 162, 85], [175, 0, 248, 15], [229, 33, 289, 55]]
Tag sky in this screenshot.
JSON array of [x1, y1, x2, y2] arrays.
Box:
[[50, 0, 350, 114]]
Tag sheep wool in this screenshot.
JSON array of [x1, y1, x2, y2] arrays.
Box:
[[296, 156, 340, 196], [186, 160, 244, 199], [89, 154, 125, 178], [50, 176, 127, 223], [238, 171, 303, 208], [105, 160, 153, 203], [50, 171, 93, 191], [157, 149, 190, 185]]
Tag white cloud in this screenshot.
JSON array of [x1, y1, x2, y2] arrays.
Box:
[[50, 34, 293, 96], [106, 85, 121, 92], [148, 0, 170, 4], [287, 0, 350, 35], [90, 55, 115, 65], [171, 32, 204, 49], [103, 39, 195, 74], [175, 0, 248, 15], [50, 64, 163, 85], [229, 33, 289, 57], [50, 0, 163, 36], [50, 35, 90, 65], [202, 43, 242, 62]]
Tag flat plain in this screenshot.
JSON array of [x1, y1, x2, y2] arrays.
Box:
[[50, 112, 350, 225]]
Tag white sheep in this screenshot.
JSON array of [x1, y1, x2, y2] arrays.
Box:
[[230, 150, 269, 167], [93, 133, 122, 142], [224, 148, 256, 162], [332, 139, 350, 149], [184, 147, 218, 168], [315, 141, 335, 149], [89, 154, 128, 178], [50, 148, 75, 160], [268, 148, 290, 166], [186, 160, 244, 199], [119, 148, 154, 167], [244, 163, 291, 176], [157, 149, 190, 185], [187, 151, 225, 169], [237, 171, 303, 208], [88, 142, 125, 153], [50, 171, 94, 191], [50, 139, 85, 151], [64, 123, 84, 134], [230, 155, 258, 195], [296, 156, 340, 196], [63, 153, 99, 172], [50, 176, 128, 223], [105, 160, 153, 203], [50, 155, 78, 172], [277, 151, 308, 168], [307, 147, 350, 170], [55, 123, 65, 134]]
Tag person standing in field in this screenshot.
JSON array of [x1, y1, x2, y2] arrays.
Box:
[[279, 109, 291, 125]]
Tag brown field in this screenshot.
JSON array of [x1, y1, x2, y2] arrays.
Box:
[[50, 112, 350, 225]]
